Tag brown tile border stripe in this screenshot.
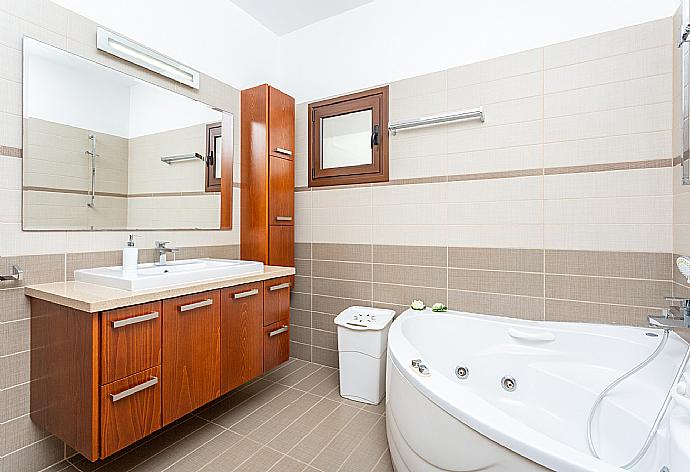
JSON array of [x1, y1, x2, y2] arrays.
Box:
[[23, 187, 240, 197], [294, 158, 672, 191], [0, 146, 22, 158], [543, 159, 671, 175]]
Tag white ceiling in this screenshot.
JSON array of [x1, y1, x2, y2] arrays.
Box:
[[229, 0, 374, 35]]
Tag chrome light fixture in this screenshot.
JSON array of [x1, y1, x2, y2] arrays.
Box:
[[96, 28, 200, 89]]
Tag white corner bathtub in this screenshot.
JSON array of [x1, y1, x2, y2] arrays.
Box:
[[386, 308, 690, 472]]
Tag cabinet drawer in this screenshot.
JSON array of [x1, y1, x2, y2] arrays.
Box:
[[221, 283, 264, 394], [269, 155, 294, 226], [101, 302, 162, 384], [264, 276, 291, 327], [263, 320, 290, 372], [100, 366, 161, 458]]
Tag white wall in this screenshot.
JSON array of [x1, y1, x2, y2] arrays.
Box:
[[24, 39, 131, 137], [279, 0, 680, 102], [50, 0, 281, 90], [128, 83, 222, 138]]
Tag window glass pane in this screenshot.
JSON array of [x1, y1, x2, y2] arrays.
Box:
[[321, 110, 372, 169], [214, 135, 222, 179]]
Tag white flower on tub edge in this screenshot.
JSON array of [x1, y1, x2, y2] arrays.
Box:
[[410, 300, 425, 310]]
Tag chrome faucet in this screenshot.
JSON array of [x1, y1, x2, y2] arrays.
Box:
[[154, 241, 178, 266], [648, 296, 690, 329]]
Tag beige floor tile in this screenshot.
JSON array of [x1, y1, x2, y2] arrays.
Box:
[[165, 430, 243, 472], [200, 437, 263, 472], [311, 410, 381, 471], [309, 371, 340, 397], [275, 362, 322, 387], [233, 447, 283, 472], [212, 383, 289, 429], [292, 366, 337, 392], [371, 449, 394, 472], [288, 404, 360, 464], [197, 379, 273, 421], [338, 417, 389, 472], [248, 393, 322, 444], [262, 359, 308, 382], [230, 388, 304, 435], [267, 454, 308, 472], [267, 398, 341, 454]]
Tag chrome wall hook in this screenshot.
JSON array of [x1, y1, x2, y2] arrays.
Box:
[[0, 265, 23, 282]]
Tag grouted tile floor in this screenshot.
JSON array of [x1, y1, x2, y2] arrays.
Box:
[[55, 359, 393, 472]]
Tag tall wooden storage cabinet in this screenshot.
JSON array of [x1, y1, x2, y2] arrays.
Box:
[[240, 84, 295, 267]]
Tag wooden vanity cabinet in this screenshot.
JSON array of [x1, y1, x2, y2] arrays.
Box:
[[241, 84, 295, 268], [29, 277, 290, 462], [161, 291, 221, 425]]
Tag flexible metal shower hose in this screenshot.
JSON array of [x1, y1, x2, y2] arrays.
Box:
[[586, 329, 690, 469]]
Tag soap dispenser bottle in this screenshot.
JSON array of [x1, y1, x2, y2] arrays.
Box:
[[122, 234, 139, 273]]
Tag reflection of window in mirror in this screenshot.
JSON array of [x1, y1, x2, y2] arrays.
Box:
[[308, 86, 388, 187], [206, 122, 222, 191]]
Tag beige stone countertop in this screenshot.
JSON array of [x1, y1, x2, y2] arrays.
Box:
[[24, 265, 295, 313]]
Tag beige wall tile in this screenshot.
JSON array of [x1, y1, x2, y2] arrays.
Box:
[[447, 289, 544, 320], [543, 18, 671, 69], [544, 168, 671, 200], [447, 120, 542, 154], [544, 196, 671, 225], [545, 250, 671, 280], [544, 46, 671, 94], [2, 436, 65, 472], [373, 264, 446, 289], [545, 223, 672, 252], [448, 247, 543, 272], [0, 288, 30, 322], [373, 245, 447, 266], [544, 299, 657, 326], [312, 277, 372, 300], [312, 243, 371, 263], [545, 274, 670, 308], [446, 49, 543, 88], [312, 260, 372, 281], [446, 144, 543, 175], [372, 283, 446, 306], [447, 223, 544, 249], [448, 268, 544, 297]]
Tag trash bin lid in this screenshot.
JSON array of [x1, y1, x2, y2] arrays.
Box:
[[334, 306, 396, 331]]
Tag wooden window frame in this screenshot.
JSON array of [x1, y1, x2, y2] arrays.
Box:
[[308, 86, 388, 187], [205, 122, 222, 192]]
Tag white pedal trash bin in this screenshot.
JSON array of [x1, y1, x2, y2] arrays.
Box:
[[334, 306, 396, 405]]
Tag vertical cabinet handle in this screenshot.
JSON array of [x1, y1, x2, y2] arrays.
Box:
[[269, 282, 291, 292], [112, 312, 159, 328], [233, 288, 259, 299], [179, 299, 214, 312], [273, 148, 293, 156], [110, 377, 158, 402], [269, 325, 289, 337]]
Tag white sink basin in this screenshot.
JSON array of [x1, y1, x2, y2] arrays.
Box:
[[74, 258, 264, 292]]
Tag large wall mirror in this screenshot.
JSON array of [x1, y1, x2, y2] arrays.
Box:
[[22, 38, 233, 231]]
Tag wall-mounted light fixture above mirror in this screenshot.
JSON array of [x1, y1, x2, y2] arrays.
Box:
[[22, 37, 234, 231]]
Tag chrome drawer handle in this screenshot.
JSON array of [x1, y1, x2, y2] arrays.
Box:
[[180, 298, 214, 312], [233, 288, 259, 299], [269, 282, 290, 292], [269, 325, 289, 337], [110, 377, 158, 402], [112, 311, 159, 329], [274, 147, 292, 156], [275, 216, 293, 222]]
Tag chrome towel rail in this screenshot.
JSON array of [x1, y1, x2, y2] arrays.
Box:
[[388, 107, 484, 135], [0, 265, 23, 282], [161, 153, 204, 165]]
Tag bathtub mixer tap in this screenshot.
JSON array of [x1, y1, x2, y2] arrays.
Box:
[[648, 296, 690, 329]]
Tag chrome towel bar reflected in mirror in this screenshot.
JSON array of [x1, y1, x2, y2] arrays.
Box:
[[0, 265, 23, 282]]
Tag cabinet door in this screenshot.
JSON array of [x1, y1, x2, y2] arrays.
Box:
[[268, 86, 295, 160], [162, 291, 220, 425], [264, 277, 291, 327], [264, 320, 290, 372], [101, 302, 161, 384], [100, 366, 161, 458], [220, 283, 264, 395], [269, 155, 294, 226], [269, 225, 294, 267]]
